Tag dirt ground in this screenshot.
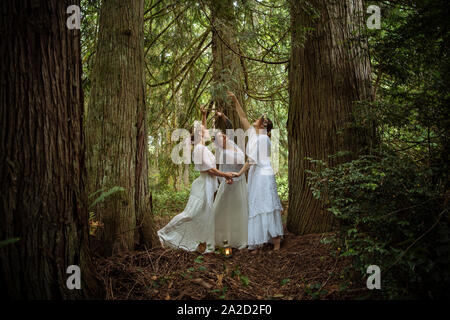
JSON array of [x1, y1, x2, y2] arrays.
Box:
[[95, 214, 365, 300]]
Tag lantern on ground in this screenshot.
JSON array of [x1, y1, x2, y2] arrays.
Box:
[[223, 240, 232, 258]]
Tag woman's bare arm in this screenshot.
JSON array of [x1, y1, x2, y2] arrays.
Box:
[[227, 91, 251, 131], [234, 161, 252, 177], [216, 111, 233, 130], [207, 167, 234, 184], [206, 167, 233, 179], [200, 105, 207, 127]]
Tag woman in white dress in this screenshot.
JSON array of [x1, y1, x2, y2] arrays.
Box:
[[227, 91, 284, 252], [212, 112, 248, 250], [157, 108, 234, 253]]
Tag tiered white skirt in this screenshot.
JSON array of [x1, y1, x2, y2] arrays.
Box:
[[247, 165, 284, 249]]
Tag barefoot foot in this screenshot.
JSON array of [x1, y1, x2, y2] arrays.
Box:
[[272, 237, 281, 251]]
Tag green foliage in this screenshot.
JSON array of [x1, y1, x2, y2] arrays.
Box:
[[304, 0, 450, 299], [211, 286, 228, 299], [304, 283, 327, 300], [0, 238, 19, 249], [197, 266, 207, 272], [308, 149, 449, 299], [210, 73, 232, 102], [89, 186, 126, 209], [240, 275, 250, 287], [194, 255, 204, 264], [231, 266, 250, 287], [152, 187, 191, 216], [276, 173, 289, 202]]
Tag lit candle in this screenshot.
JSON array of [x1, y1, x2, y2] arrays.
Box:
[[223, 240, 232, 257]]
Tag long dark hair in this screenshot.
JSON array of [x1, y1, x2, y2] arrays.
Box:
[[261, 115, 273, 137]]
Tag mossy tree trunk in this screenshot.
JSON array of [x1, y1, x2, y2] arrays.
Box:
[[209, 0, 246, 130], [287, 0, 374, 235], [0, 0, 102, 299], [86, 0, 158, 256]]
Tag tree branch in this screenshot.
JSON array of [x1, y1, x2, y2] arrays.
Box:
[[199, 0, 289, 65]]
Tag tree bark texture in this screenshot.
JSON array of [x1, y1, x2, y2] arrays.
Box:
[[86, 0, 158, 256], [287, 0, 374, 235], [0, 0, 101, 299], [209, 0, 246, 130]]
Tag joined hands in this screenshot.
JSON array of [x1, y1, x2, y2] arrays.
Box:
[[223, 172, 240, 185]]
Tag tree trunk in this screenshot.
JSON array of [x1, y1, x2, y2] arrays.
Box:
[[209, 0, 246, 130], [135, 86, 158, 249], [183, 164, 190, 188], [86, 0, 157, 256], [0, 0, 101, 299], [287, 0, 374, 235]]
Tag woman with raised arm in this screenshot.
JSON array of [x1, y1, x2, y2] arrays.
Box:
[[227, 91, 284, 252], [157, 107, 234, 253], [212, 111, 248, 250]]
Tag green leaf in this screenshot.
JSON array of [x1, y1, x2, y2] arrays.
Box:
[[0, 238, 19, 248], [240, 275, 250, 286], [89, 186, 126, 209], [194, 255, 204, 263]]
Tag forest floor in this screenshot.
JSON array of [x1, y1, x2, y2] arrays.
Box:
[[95, 208, 366, 300]]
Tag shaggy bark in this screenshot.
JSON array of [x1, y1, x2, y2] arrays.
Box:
[[86, 0, 158, 256], [209, 0, 246, 130], [0, 0, 102, 299], [287, 0, 374, 235]]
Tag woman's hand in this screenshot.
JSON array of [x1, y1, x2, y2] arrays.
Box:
[[227, 91, 236, 100], [225, 178, 234, 185], [230, 172, 240, 178], [216, 110, 226, 119], [200, 105, 207, 115], [226, 91, 251, 130], [223, 172, 234, 180]]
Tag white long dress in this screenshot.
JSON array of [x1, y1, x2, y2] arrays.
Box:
[[157, 144, 218, 253], [212, 134, 248, 249], [246, 128, 284, 249]]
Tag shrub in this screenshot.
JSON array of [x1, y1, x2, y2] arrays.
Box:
[[307, 149, 450, 298]]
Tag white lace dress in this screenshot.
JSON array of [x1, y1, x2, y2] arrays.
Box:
[[246, 128, 284, 249], [212, 136, 248, 249], [157, 144, 218, 253]]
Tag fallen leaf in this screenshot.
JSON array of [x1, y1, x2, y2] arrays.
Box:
[[216, 274, 224, 287], [197, 242, 206, 253]]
